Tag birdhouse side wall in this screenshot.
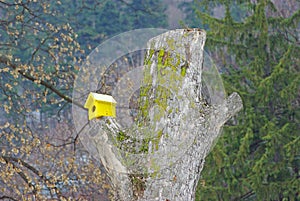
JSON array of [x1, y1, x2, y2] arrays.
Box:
[[84, 94, 94, 109]]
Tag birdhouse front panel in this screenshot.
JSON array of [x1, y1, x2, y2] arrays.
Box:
[[94, 100, 116, 118]]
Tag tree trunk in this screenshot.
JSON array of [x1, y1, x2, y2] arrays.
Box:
[[75, 29, 243, 201]]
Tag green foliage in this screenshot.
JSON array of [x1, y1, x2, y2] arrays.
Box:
[[181, 1, 300, 200], [179, 1, 248, 29], [124, 0, 167, 29]]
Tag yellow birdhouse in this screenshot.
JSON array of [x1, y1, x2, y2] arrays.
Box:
[[84, 92, 117, 120]]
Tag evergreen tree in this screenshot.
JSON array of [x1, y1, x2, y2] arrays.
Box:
[[123, 0, 168, 29], [182, 1, 300, 200]]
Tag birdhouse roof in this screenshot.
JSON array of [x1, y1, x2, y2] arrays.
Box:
[[92, 92, 117, 103], [84, 92, 117, 109]]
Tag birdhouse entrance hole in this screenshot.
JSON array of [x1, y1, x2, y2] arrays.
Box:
[[92, 105, 96, 113]]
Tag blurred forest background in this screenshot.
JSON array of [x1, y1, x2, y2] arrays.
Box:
[[0, 0, 299, 200]]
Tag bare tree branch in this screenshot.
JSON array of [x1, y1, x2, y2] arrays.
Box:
[[0, 55, 84, 109], [0, 196, 18, 201], [1, 155, 68, 199]]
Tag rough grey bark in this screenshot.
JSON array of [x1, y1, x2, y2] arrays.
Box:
[[135, 29, 242, 201], [78, 29, 242, 201]]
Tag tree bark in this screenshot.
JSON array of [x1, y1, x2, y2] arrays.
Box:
[[134, 29, 242, 201]]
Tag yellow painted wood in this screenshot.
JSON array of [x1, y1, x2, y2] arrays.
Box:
[[84, 92, 117, 120]]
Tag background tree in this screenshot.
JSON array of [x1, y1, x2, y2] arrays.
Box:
[[0, 0, 112, 200], [0, 0, 168, 200], [49, 0, 168, 53], [181, 0, 300, 200], [123, 0, 167, 29]]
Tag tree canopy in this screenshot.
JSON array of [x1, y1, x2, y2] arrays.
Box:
[[181, 0, 300, 200]]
